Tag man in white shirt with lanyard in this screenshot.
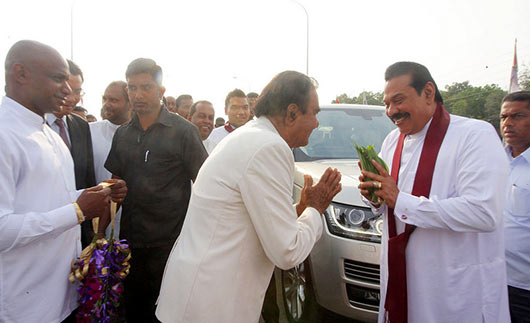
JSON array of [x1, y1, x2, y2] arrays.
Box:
[[207, 88, 249, 147], [0, 40, 126, 323], [359, 61, 510, 323], [500, 90, 530, 322], [90, 80, 131, 238]]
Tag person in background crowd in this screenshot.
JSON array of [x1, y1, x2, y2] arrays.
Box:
[[187, 100, 216, 154], [500, 90, 530, 323], [0, 39, 126, 323], [166, 95, 177, 113], [247, 91, 259, 121], [86, 114, 97, 122], [175, 94, 193, 118], [207, 88, 249, 147], [105, 58, 208, 323], [73, 106, 88, 120], [156, 71, 341, 323], [45, 59, 97, 248], [358, 61, 510, 323], [215, 116, 225, 128], [90, 80, 132, 238]]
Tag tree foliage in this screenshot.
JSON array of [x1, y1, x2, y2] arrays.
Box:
[[520, 64, 530, 90], [333, 91, 383, 106]]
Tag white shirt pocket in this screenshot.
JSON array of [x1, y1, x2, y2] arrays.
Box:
[[510, 184, 530, 217]]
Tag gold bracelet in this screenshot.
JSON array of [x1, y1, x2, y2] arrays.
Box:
[[73, 202, 85, 224]]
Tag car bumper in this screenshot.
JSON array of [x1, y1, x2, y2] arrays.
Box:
[[308, 216, 381, 322]]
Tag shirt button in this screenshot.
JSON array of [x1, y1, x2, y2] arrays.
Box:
[[401, 215, 408, 220]]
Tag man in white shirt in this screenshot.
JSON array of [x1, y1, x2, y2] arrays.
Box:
[[0, 40, 126, 323], [156, 71, 342, 323], [207, 88, 249, 147], [500, 91, 530, 322], [359, 61, 510, 323], [187, 100, 216, 154], [90, 80, 131, 238]]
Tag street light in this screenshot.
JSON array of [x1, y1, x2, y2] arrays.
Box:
[[290, 0, 309, 76]]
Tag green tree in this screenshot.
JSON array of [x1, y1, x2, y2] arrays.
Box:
[[333, 91, 384, 105]]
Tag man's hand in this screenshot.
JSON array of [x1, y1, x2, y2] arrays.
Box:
[[104, 178, 127, 203], [297, 167, 342, 215], [358, 159, 399, 209], [76, 185, 111, 220]]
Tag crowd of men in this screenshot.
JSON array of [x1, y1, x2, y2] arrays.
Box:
[[0, 39, 528, 323]]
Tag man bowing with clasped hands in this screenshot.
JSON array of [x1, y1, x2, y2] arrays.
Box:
[[156, 71, 341, 323], [359, 62, 510, 323]]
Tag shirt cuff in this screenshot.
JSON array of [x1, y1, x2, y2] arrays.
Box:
[[50, 203, 80, 231], [393, 192, 419, 224]]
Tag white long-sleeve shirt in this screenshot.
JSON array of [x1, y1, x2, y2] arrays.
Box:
[[90, 119, 121, 237], [156, 117, 322, 323], [0, 97, 80, 323], [504, 146, 530, 291], [373, 114, 510, 323]]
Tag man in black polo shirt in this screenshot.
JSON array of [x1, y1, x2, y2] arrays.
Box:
[[105, 58, 207, 323]]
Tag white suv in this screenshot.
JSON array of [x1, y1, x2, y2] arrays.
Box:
[[275, 104, 395, 322]]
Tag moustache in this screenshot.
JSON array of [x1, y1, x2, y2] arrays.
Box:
[[390, 112, 410, 122]]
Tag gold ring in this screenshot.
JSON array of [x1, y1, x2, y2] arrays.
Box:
[[373, 182, 382, 189]]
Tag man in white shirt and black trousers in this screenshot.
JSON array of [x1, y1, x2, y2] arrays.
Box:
[[0, 40, 127, 323]]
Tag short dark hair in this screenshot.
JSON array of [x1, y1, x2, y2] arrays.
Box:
[[255, 71, 317, 118], [67, 59, 84, 82], [502, 91, 530, 108], [73, 106, 88, 113], [215, 117, 225, 124], [385, 61, 443, 104], [125, 58, 163, 86], [107, 80, 129, 102], [247, 92, 259, 99], [176, 94, 193, 107], [225, 89, 247, 108], [189, 100, 213, 117]]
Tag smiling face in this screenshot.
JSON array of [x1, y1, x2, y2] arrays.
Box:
[[226, 96, 249, 127], [287, 87, 320, 148], [126, 73, 165, 116], [189, 102, 215, 140], [55, 74, 83, 117], [383, 74, 436, 135], [26, 52, 72, 116], [500, 100, 530, 157], [102, 83, 131, 125]]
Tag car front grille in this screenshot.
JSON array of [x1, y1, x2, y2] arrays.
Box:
[[345, 284, 380, 312], [344, 259, 380, 284]]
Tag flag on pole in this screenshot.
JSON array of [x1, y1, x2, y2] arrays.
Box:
[[509, 39, 520, 93]]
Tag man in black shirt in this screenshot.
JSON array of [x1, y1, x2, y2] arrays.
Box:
[[105, 58, 207, 323]]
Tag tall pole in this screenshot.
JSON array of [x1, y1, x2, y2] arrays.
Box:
[[290, 0, 309, 76], [70, 0, 76, 60]]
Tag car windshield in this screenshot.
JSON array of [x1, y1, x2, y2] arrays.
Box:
[[294, 107, 396, 161]]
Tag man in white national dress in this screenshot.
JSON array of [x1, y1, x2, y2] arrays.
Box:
[[156, 71, 342, 323], [358, 61, 510, 323]]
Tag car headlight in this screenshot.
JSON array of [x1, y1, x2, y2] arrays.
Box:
[[324, 202, 382, 243]]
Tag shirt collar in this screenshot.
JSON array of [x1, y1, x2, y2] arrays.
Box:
[[45, 113, 67, 126], [506, 145, 530, 164], [131, 105, 172, 129], [2, 96, 46, 128]]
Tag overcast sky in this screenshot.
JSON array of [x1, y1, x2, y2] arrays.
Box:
[[1, 0, 529, 119]]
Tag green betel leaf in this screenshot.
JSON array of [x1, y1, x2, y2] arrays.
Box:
[[354, 143, 388, 203]]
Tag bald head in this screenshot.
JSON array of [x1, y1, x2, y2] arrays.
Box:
[[4, 40, 71, 117]]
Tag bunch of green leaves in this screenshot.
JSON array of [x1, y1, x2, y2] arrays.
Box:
[[354, 143, 388, 203]]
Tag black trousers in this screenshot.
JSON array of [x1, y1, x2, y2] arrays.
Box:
[[508, 285, 530, 323], [261, 274, 280, 323], [124, 245, 173, 323]]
